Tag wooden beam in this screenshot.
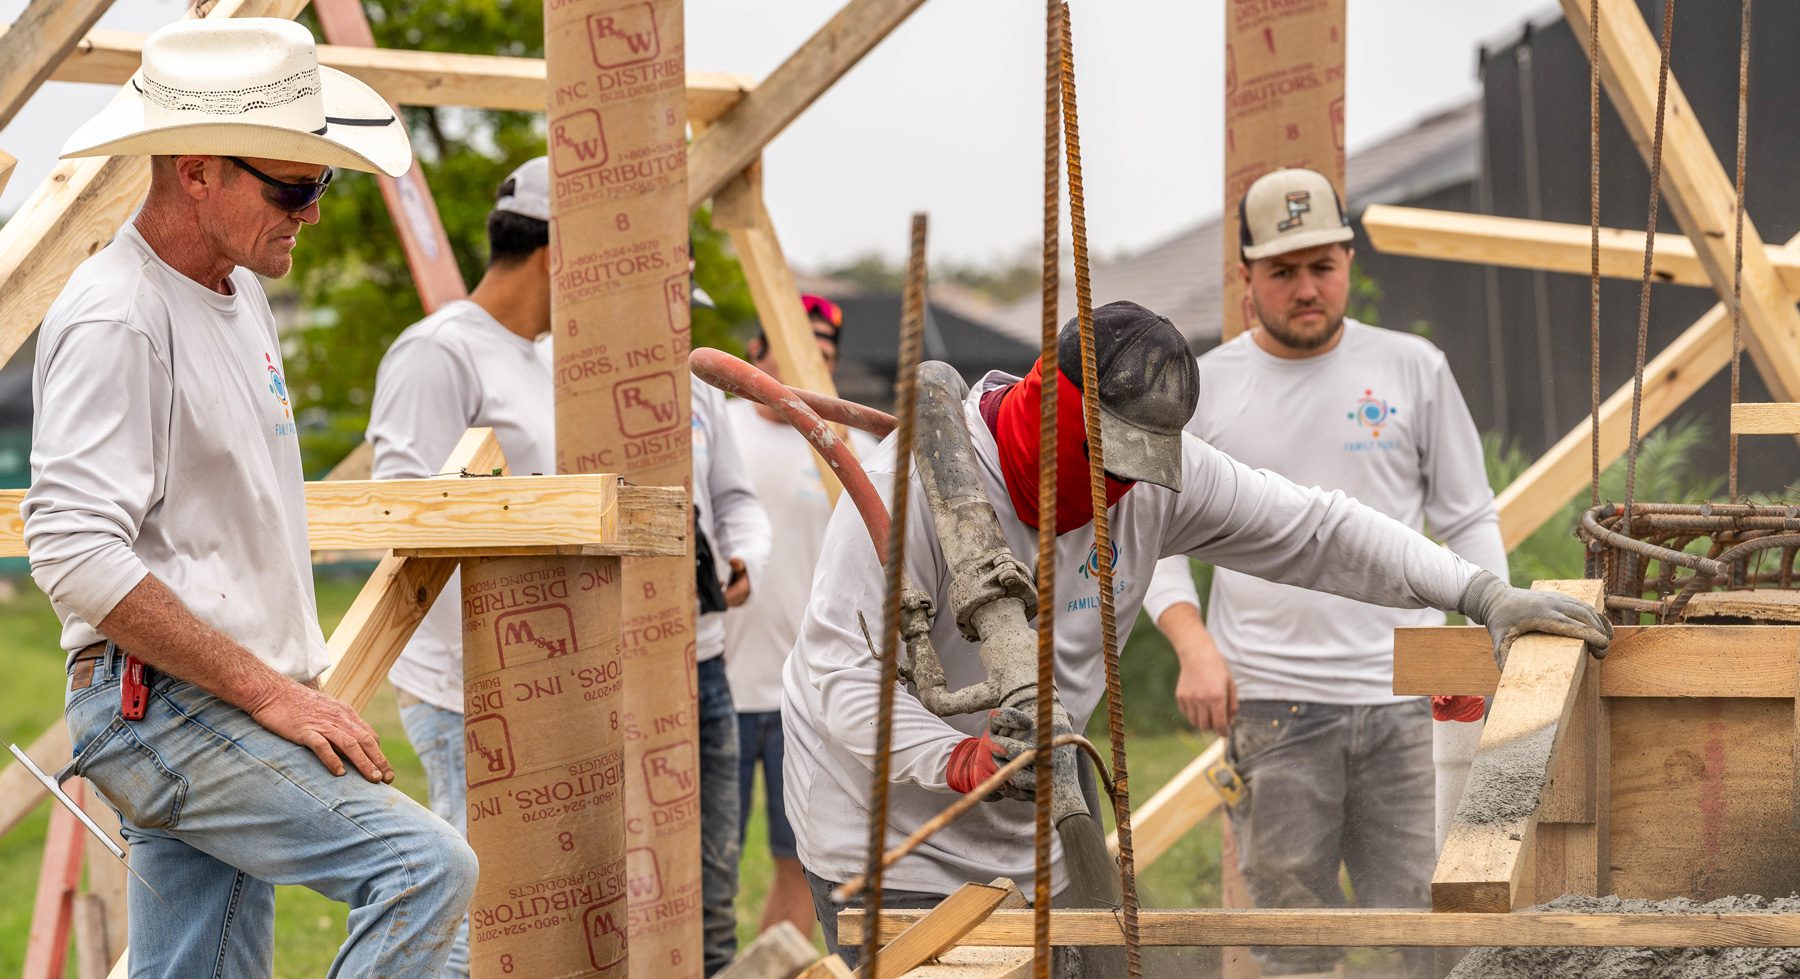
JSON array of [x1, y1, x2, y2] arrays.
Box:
[[24, 778, 85, 979], [1394, 624, 1800, 699], [1431, 580, 1604, 913], [1732, 402, 1800, 436], [0, 0, 113, 130], [1105, 738, 1225, 867], [841, 908, 1800, 948], [0, 721, 70, 840], [1532, 657, 1609, 904], [0, 0, 312, 375], [318, 426, 503, 710], [0, 151, 15, 197], [1363, 205, 1800, 293], [687, 0, 930, 208], [713, 922, 816, 979], [0, 474, 683, 558], [713, 165, 846, 502], [865, 878, 1026, 979], [43, 27, 754, 122], [797, 958, 856, 979], [1562, 0, 1800, 402]]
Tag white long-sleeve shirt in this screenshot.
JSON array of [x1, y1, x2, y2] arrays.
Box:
[[1144, 321, 1506, 704], [23, 224, 328, 678], [367, 300, 556, 711], [692, 380, 771, 663], [781, 370, 1480, 894]]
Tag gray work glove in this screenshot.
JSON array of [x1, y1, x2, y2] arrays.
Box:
[[982, 706, 1072, 803], [1457, 570, 1613, 670]]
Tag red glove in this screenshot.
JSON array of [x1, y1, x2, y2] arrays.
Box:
[[1431, 695, 1486, 723], [946, 731, 1004, 795]]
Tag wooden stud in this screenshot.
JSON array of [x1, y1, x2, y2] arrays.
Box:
[[842, 908, 1800, 949], [1731, 403, 1800, 436], [0, 719, 70, 840], [797, 957, 857, 979], [24, 778, 85, 979], [863, 878, 1026, 979], [890, 947, 1032, 979], [0, 0, 312, 375], [73, 893, 108, 979], [41, 28, 754, 122], [1532, 657, 1610, 903], [1431, 580, 1604, 913], [1105, 738, 1225, 868], [0, 150, 14, 198], [1561, 0, 1800, 402], [687, 0, 930, 208], [80, 785, 126, 960], [0, 0, 114, 130], [1394, 624, 1800, 699], [713, 921, 816, 979]]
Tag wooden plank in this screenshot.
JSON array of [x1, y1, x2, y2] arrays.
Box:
[[46, 28, 754, 121], [0, 474, 682, 558], [1431, 580, 1603, 913], [72, 894, 107, 979], [842, 908, 1800, 948], [0, 0, 311, 375], [713, 921, 815, 979], [322, 439, 375, 482], [0, 150, 15, 197], [1533, 660, 1610, 903], [866, 878, 1025, 979], [80, 785, 126, 963], [1362, 205, 1800, 293], [797, 957, 855, 979], [1562, 0, 1800, 402], [1105, 738, 1225, 867], [1610, 697, 1800, 900], [687, 0, 930, 208], [24, 779, 84, 979], [0, 719, 70, 840], [1732, 403, 1800, 436], [318, 427, 504, 711], [0, 0, 114, 130], [896, 947, 1032, 979], [1680, 590, 1800, 623], [1793, 646, 1800, 832], [714, 168, 846, 503], [1394, 625, 1800, 699]]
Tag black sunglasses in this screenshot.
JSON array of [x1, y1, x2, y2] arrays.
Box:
[[226, 156, 334, 212]]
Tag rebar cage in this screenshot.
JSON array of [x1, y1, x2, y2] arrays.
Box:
[[1578, 501, 1800, 621]]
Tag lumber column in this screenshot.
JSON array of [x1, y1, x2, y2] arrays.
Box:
[[1105, 737, 1226, 868], [1430, 580, 1605, 912], [0, 0, 113, 130], [544, 0, 693, 974]]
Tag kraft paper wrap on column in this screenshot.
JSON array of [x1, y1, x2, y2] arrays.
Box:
[[1222, 0, 1346, 341], [545, 1, 700, 976], [462, 557, 630, 977]]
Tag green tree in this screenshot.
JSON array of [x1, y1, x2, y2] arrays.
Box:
[[283, 0, 751, 475]]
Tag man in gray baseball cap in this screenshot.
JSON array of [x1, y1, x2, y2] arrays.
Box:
[[1146, 165, 1516, 978]]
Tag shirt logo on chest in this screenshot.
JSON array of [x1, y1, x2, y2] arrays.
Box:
[[1344, 388, 1401, 452], [265, 352, 296, 436]]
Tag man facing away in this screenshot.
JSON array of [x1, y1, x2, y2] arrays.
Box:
[[367, 156, 557, 979], [24, 19, 475, 977], [367, 155, 770, 976], [723, 295, 877, 941], [1145, 167, 1503, 979]]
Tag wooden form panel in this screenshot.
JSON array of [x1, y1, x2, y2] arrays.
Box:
[[1732, 402, 1800, 435], [842, 907, 1800, 948], [1609, 697, 1800, 901], [1431, 580, 1602, 912], [1394, 625, 1800, 699], [1532, 660, 1610, 903]]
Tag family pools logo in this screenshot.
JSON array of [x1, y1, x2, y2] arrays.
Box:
[[1345, 388, 1399, 452], [265, 352, 295, 437], [1076, 540, 1120, 580]]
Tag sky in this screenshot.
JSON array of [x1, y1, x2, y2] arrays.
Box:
[[0, 0, 1558, 270]]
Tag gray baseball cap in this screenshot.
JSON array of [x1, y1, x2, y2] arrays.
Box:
[[1238, 167, 1353, 260], [493, 156, 549, 221], [1056, 301, 1198, 493]]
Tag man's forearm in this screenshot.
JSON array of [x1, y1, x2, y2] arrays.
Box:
[[1156, 602, 1212, 667], [97, 574, 290, 711]]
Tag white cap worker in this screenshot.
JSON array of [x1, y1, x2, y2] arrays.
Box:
[[1144, 166, 1504, 979], [23, 19, 475, 976], [783, 301, 1610, 965], [367, 156, 771, 976]]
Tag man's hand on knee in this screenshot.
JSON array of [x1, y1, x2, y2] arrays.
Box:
[[246, 679, 395, 783]]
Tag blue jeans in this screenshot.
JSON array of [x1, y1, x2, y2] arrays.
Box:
[[737, 710, 796, 860], [697, 656, 741, 975], [399, 699, 473, 979], [65, 648, 477, 979], [1228, 698, 1436, 978]]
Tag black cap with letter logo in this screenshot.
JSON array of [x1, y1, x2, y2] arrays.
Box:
[[1056, 300, 1198, 493]]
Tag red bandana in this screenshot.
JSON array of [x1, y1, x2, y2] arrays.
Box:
[[986, 358, 1134, 535]]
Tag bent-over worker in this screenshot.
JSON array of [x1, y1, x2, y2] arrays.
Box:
[[23, 20, 476, 977], [782, 301, 1610, 964]]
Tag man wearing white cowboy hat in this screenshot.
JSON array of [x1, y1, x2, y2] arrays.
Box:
[[23, 18, 475, 977]]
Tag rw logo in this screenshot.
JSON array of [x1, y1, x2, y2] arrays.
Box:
[[587, 4, 660, 69], [550, 109, 608, 176], [614, 372, 680, 437]]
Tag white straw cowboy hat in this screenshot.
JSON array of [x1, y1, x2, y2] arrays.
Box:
[[60, 18, 411, 177]]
